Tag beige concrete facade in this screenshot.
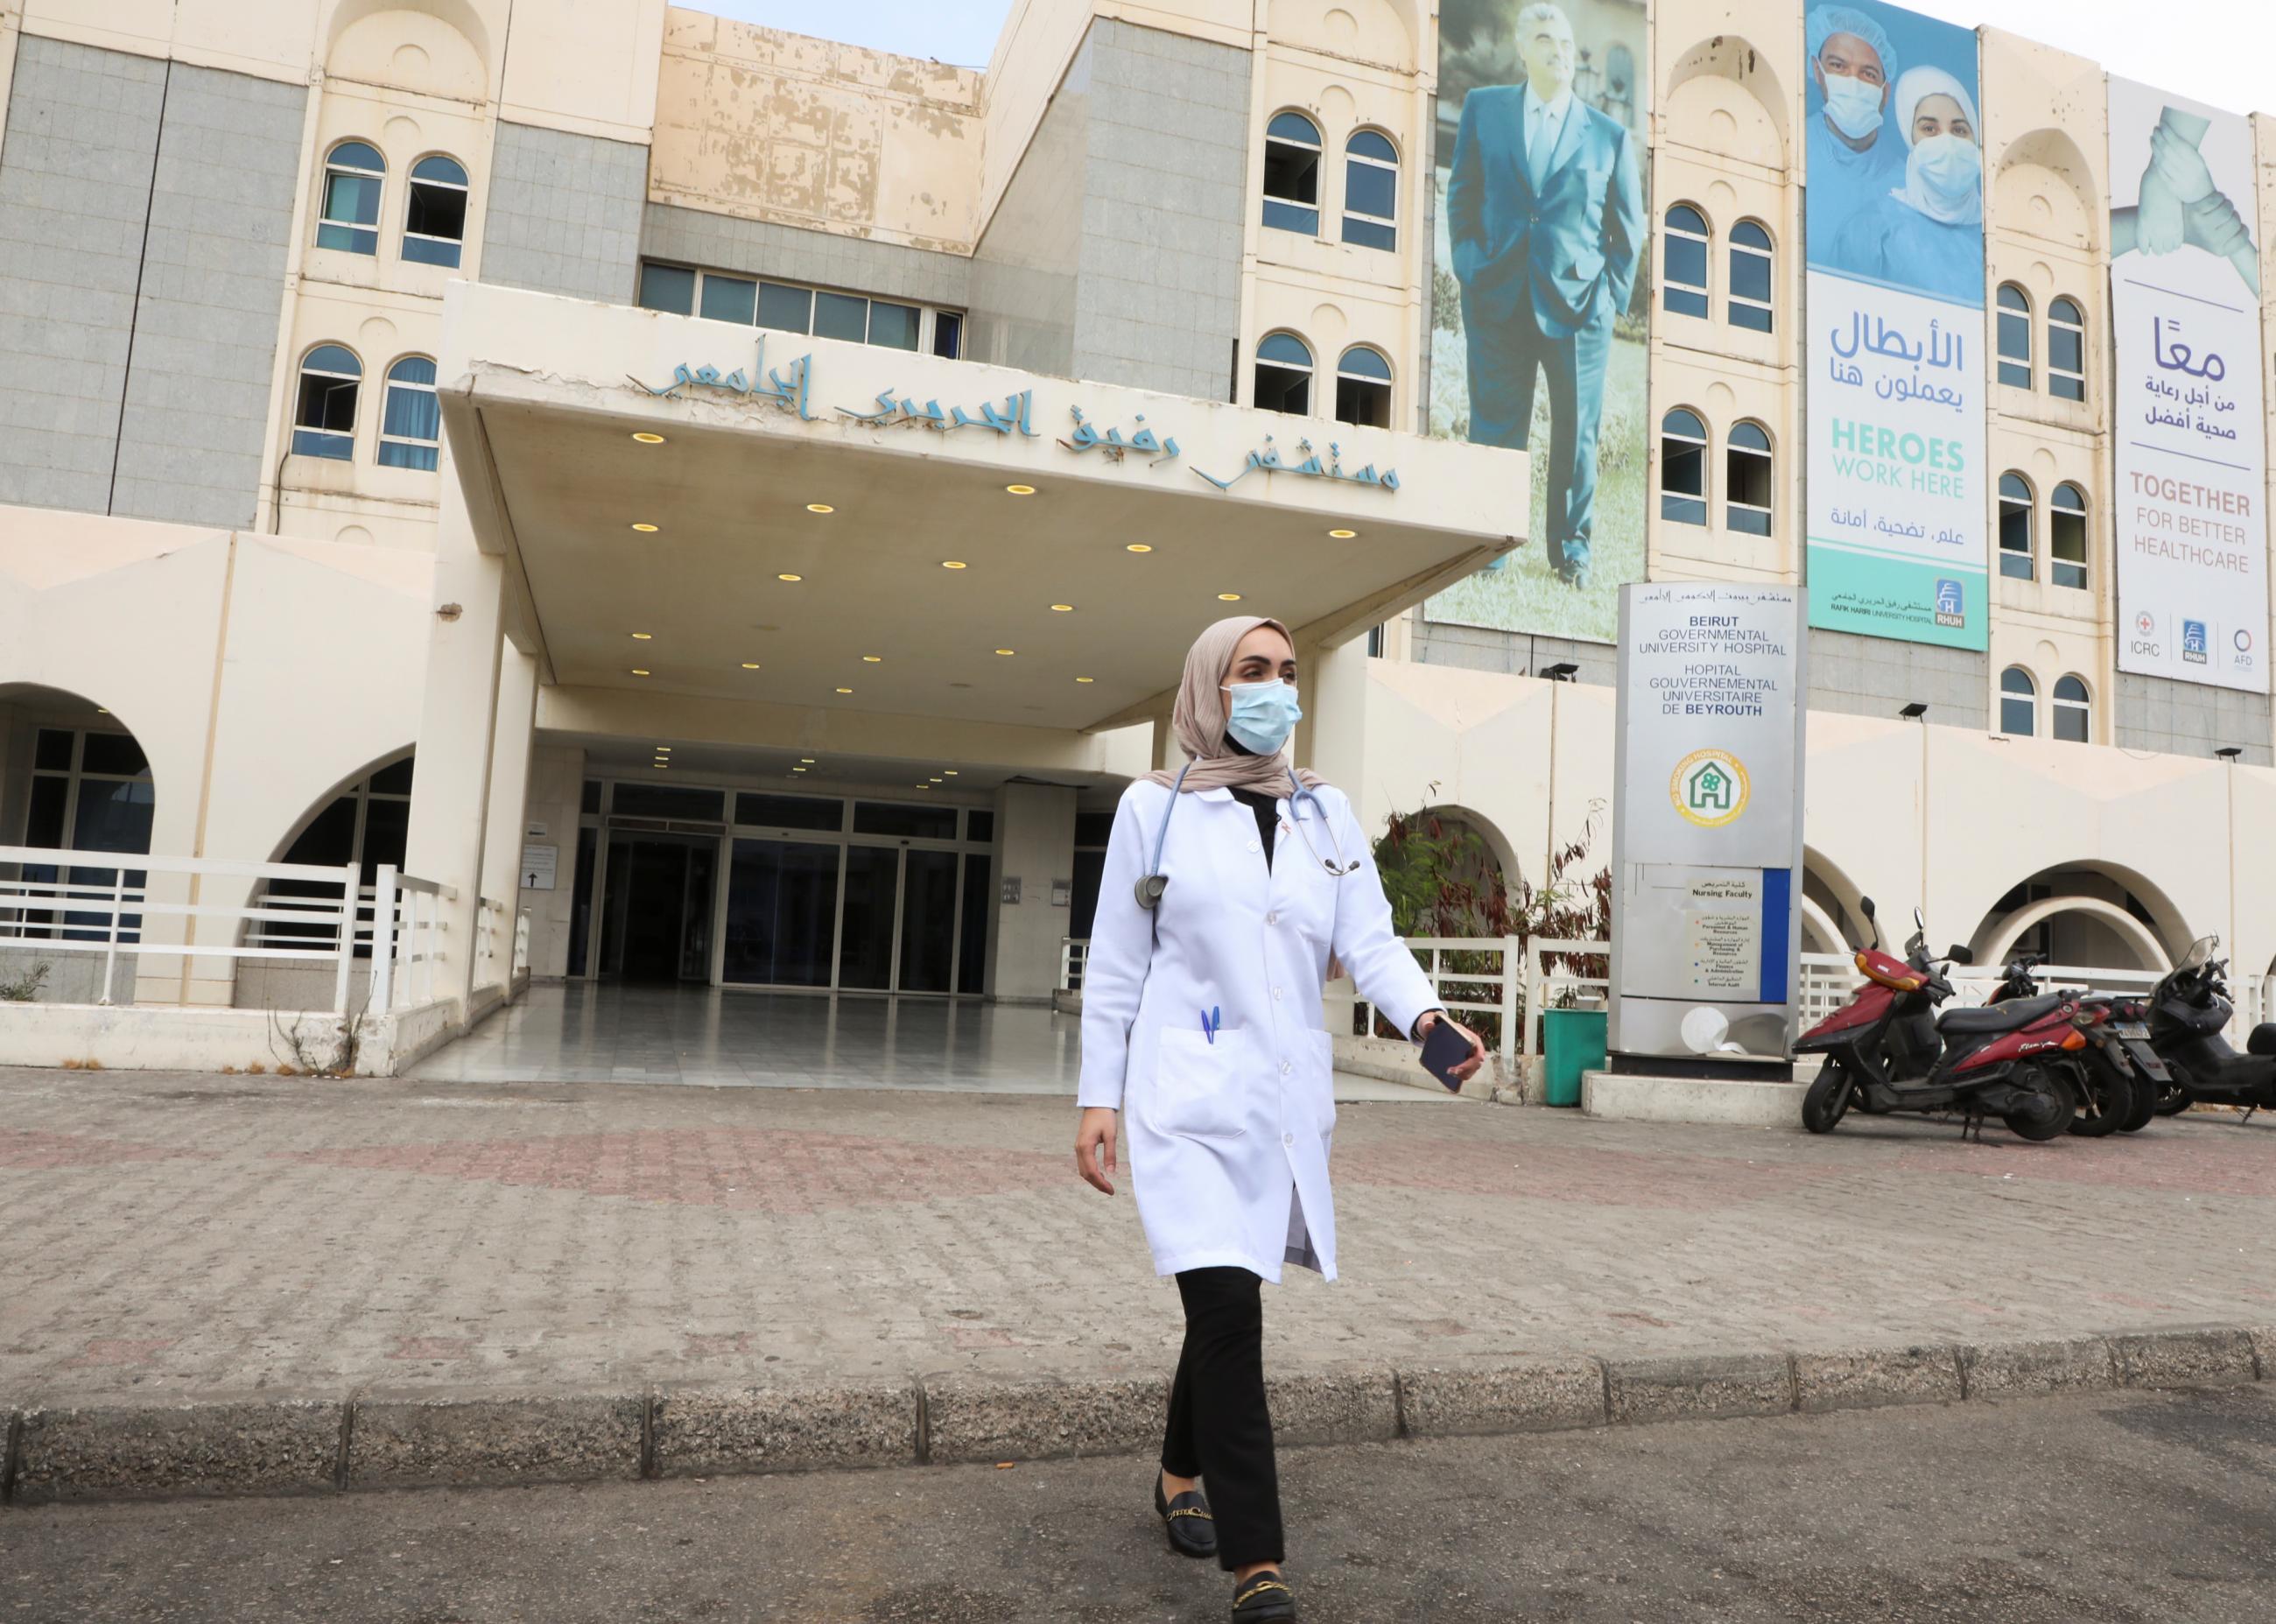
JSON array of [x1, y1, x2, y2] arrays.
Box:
[[4, 0, 2275, 1072]]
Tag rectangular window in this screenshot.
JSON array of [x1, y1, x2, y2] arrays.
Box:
[[639, 263, 696, 315], [1728, 250, 1773, 332], [1997, 309, 2031, 389], [2000, 694, 2035, 735], [608, 783, 725, 821], [724, 838, 840, 987], [957, 853, 991, 994], [932, 311, 963, 359], [813, 290, 868, 344], [837, 845, 899, 989], [964, 809, 994, 845], [2048, 324, 2085, 402], [1662, 235, 1708, 319], [699, 273, 757, 325], [2052, 507, 2088, 590], [1074, 811, 1116, 847], [736, 793, 843, 832], [853, 801, 959, 840], [758, 281, 814, 334], [1262, 135, 1321, 235], [868, 300, 920, 351], [35, 728, 76, 771]]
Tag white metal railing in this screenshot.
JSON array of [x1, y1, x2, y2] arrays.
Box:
[[0, 846, 363, 1011], [0, 849, 454, 1016], [1339, 936, 1610, 1060], [1060, 937, 1088, 994]]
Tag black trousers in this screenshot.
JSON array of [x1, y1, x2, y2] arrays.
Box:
[[1160, 1266, 1283, 1571]]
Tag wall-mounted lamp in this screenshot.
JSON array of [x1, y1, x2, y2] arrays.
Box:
[[1899, 701, 1928, 720], [1539, 661, 1579, 681], [2216, 745, 2244, 760]]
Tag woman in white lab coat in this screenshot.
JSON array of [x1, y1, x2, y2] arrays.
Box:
[[1074, 616, 1486, 1621]]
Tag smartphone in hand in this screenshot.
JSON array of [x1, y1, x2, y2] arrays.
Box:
[[1419, 1019, 1472, 1092]]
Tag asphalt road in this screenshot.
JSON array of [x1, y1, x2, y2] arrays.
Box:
[[5, 1388, 2272, 1622]]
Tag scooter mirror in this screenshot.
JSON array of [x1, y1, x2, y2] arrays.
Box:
[[1913, 907, 1925, 932], [1859, 896, 1876, 918], [1947, 946, 1973, 965]]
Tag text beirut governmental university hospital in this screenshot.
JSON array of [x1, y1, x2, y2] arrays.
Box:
[[1, 0, 2273, 1078]]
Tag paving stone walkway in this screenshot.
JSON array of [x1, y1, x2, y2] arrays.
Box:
[[4, 1066, 2272, 1410]]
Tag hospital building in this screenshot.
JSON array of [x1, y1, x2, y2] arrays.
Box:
[[1, 0, 2271, 1076]]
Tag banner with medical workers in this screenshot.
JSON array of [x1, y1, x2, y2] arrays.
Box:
[[1802, 1, 1987, 650], [1422, 0, 1649, 643], [2107, 79, 2270, 694]]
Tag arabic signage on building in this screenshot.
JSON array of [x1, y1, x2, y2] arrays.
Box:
[[1610, 584, 1807, 1064], [2108, 78, 2270, 694], [1802, 0, 1987, 651], [634, 341, 1403, 497], [1422, 0, 1649, 643]]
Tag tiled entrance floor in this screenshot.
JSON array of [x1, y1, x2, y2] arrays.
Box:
[[410, 982, 1447, 1101]]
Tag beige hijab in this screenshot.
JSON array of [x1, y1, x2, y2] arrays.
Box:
[[1144, 615, 1325, 794]]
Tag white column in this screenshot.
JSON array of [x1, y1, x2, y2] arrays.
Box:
[[401, 471, 509, 1015], [475, 645, 540, 997], [988, 781, 1077, 1004]]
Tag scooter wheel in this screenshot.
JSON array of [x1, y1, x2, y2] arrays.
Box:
[[2067, 1069, 2124, 1138], [2003, 1064, 2076, 1142], [2153, 1084, 2191, 1117], [1802, 1065, 1853, 1134]]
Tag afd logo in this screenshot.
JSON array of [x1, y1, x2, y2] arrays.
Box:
[[2183, 620, 2209, 664], [1933, 577, 1965, 629], [2235, 627, 2258, 672]]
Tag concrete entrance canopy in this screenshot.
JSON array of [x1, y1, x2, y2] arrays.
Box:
[[433, 282, 1526, 755]]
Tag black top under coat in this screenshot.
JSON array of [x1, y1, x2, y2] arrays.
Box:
[[1225, 734, 1281, 869]]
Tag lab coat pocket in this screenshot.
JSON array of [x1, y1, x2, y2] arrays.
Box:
[[1150, 1025, 1250, 1141]]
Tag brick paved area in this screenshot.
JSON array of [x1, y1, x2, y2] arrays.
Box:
[[3, 1067, 2271, 1410]]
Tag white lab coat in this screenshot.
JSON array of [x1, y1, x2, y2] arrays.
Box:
[[1078, 777, 1438, 1283]]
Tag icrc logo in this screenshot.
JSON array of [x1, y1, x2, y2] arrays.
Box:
[[2135, 611, 2155, 636]]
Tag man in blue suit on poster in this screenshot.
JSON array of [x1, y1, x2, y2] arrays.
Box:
[[1447, 2, 1643, 591]]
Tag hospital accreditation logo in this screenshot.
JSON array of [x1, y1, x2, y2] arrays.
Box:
[[1670, 749, 1751, 829]]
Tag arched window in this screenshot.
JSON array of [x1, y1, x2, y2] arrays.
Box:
[[317, 141, 385, 255], [1254, 332, 1312, 415], [1728, 220, 1774, 333], [292, 345, 361, 460], [1342, 130, 1397, 251], [378, 356, 440, 471], [1334, 345, 1391, 427], [1262, 111, 1322, 236], [403, 155, 468, 268], [2048, 296, 2085, 401], [1997, 283, 2032, 389], [1999, 667, 2037, 736], [1660, 408, 1707, 524], [2050, 482, 2088, 590], [268, 755, 414, 953], [1998, 472, 2034, 580], [2052, 675, 2090, 742], [1663, 205, 1709, 318], [1725, 420, 1773, 535]]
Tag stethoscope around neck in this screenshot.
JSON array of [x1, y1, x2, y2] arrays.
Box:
[[1134, 762, 1362, 910]]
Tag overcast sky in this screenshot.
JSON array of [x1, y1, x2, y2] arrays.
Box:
[[710, 0, 2271, 117]]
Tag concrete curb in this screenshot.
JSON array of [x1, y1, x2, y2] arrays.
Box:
[[3, 1324, 2268, 1506]]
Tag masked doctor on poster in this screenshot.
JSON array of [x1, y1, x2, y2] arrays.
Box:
[[1831, 66, 1984, 304], [1805, 4, 1905, 254], [1445, 1, 1643, 593]]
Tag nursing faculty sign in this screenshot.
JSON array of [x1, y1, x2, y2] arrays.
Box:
[[2108, 78, 2271, 694], [1611, 585, 1807, 1065]]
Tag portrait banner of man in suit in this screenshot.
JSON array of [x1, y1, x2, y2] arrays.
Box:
[[1426, 0, 1647, 643]]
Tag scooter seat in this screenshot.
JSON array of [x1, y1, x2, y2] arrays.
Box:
[[2249, 1024, 2276, 1058], [1937, 993, 2066, 1035]]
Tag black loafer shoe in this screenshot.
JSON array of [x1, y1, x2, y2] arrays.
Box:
[[1231, 1569, 1297, 1620], [1154, 1473, 1217, 1558]]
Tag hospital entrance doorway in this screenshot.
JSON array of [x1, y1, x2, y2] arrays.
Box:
[[597, 831, 715, 984]]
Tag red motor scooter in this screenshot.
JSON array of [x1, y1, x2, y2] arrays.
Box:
[[1797, 897, 2082, 1141]]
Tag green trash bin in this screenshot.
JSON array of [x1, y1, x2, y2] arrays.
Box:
[[1541, 1006, 1607, 1107]]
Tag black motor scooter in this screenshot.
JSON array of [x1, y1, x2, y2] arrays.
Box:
[[2146, 935, 2276, 1121], [1987, 953, 2165, 1135]]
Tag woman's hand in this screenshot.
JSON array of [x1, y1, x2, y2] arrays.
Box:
[[1415, 1011, 1489, 1084], [1075, 1107, 1120, 1195]]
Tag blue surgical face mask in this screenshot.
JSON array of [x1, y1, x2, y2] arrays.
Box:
[[1820, 70, 1884, 141], [1223, 678, 1303, 755]]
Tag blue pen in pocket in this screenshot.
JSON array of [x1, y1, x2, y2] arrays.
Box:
[[1200, 1005, 1220, 1044]]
